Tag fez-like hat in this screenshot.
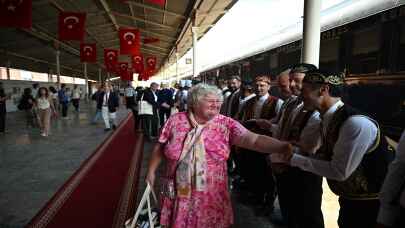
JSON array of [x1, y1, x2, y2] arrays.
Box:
[[290, 63, 317, 74], [303, 69, 345, 85]]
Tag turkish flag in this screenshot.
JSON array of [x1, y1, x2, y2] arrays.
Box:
[[104, 49, 119, 73], [119, 28, 140, 55], [0, 0, 32, 28], [80, 43, 97, 63], [146, 0, 165, 7], [131, 54, 144, 73], [58, 12, 86, 41], [143, 37, 160, 44], [146, 56, 157, 71], [117, 62, 132, 81], [138, 70, 150, 81]]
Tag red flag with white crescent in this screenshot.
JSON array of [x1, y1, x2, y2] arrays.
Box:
[[117, 62, 132, 81], [104, 49, 119, 73], [0, 0, 32, 28], [131, 54, 144, 73], [119, 28, 140, 55], [146, 0, 165, 7], [58, 12, 86, 41], [80, 43, 97, 63], [146, 56, 157, 71]]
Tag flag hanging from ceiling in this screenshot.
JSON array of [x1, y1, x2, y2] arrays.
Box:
[[0, 0, 32, 28], [143, 37, 160, 44], [58, 12, 86, 41], [104, 49, 119, 73], [80, 43, 97, 63], [117, 62, 132, 81], [146, 0, 165, 7], [119, 28, 140, 55], [146, 56, 157, 71], [131, 54, 144, 74]]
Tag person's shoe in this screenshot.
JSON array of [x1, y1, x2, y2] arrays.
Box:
[[104, 128, 111, 132], [112, 125, 117, 130], [40, 133, 47, 137]]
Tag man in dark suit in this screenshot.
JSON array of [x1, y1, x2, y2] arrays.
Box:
[[140, 82, 159, 140], [157, 82, 174, 127], [97, 83, 119, 131]]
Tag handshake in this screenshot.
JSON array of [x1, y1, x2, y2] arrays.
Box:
[[269, 142, 294, 165]]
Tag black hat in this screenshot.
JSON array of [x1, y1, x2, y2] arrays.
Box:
[[303, 69, 345, 85], [290, 63, 317, 74]]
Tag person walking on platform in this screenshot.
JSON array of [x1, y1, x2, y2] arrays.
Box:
[[0, 82, 8, 134], [58, 84, 70, 119], [91, 84, 104, 124], [49, 86, 59, 114], [272, 69, 394, 228], [97, 83, 119, 131], [377, 130, 405, 228], [140, 82, 159, 140], [71, 85, 81, 112], [238, 75, 283, 215], [36, 87, 57, 137], [259, 63, 324, 228], [146, 83, 293, 228], [19, 88, 37, 129], [157, 82, 174, 127]]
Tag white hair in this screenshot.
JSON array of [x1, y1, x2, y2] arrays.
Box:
[[187, 83, 223, 110]]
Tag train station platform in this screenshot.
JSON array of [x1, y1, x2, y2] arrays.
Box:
[[0, 101, 339, 228]]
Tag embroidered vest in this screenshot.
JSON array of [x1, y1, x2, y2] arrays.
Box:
[[316, 105, 395, 200], [277, 96, 303, 140], [286, 108, 314, 142], [241, 95, 279, 135]]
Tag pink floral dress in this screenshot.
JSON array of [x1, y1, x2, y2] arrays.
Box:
[[158, 112, 248, 228]]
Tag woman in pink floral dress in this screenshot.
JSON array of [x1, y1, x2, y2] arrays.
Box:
[[146, 84, 291, 228]]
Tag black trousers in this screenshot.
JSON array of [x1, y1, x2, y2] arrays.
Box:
[[338, 197, 379, 228], [159, 108, 171, 127], [61, 103, 68, 117], [72, 99, 80, 111], [0, 111, 5, 132], [276, 167, 324, 228], [125, 96, 135, 109], [141, 111, 158, 138], [245, 151, 276, 205]]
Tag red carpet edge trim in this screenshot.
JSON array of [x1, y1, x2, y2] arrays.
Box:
[[27, 113, 133, 228], [112, 131, 145, 228]]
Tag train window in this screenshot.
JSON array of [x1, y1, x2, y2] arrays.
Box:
[[0, 68, 7, 79], [270, 53, 278, 69], [352, 26, 380, 55], [350, 26, 380, 74], [279, 50, 301, 70], [320, 39, 339, 62], [398, 19, 405, 71]]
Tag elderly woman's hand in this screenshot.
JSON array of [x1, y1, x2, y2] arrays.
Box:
[[270, 142, 294, 164], [146, 171, 156, 187]]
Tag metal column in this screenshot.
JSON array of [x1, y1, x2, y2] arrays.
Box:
[[6, 60, 10, 80], [84, 63, 89, 101], [98, 68, 102, 83], [301, 0, 321, 67], [192, 26, 199, 78], [176, 52, 179, 82], [56, 50, 61, 87]]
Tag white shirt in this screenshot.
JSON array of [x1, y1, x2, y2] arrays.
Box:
[[37, 97, 50, 110], [103, 92, 110, 106], [72, 88, 81, 99], [238, 93, 256, 113], [290, 100, 378, 181], [125, 87, 136, 97], [152, 91, 157, 102], [377, 131, 405, 226], [289, 103, 322, 154], [253, 93, 283, 119]]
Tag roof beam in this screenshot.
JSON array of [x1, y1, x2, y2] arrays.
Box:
[[94, 26, 176, 42], [97, 0, 120, 30], [112, 12, 179, 31], [1, 49, 93, 76], [125, 1, 186, 19]]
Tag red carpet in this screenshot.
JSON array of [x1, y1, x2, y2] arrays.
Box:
[[27, 114, 145, 228]]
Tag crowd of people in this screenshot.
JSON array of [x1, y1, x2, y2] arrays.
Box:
[[144, 63, 404, 228]]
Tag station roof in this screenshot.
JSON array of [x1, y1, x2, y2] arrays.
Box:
[[0, 0, 237, 80]]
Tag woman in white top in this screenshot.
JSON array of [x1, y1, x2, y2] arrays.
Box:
[[36, 87, 57, 137]]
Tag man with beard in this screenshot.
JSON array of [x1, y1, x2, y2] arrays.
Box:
[[223, 75, 242, 118]]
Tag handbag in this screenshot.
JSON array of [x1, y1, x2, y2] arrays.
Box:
[[125, 182, 160, 228], [138, 93, 153, 115]]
